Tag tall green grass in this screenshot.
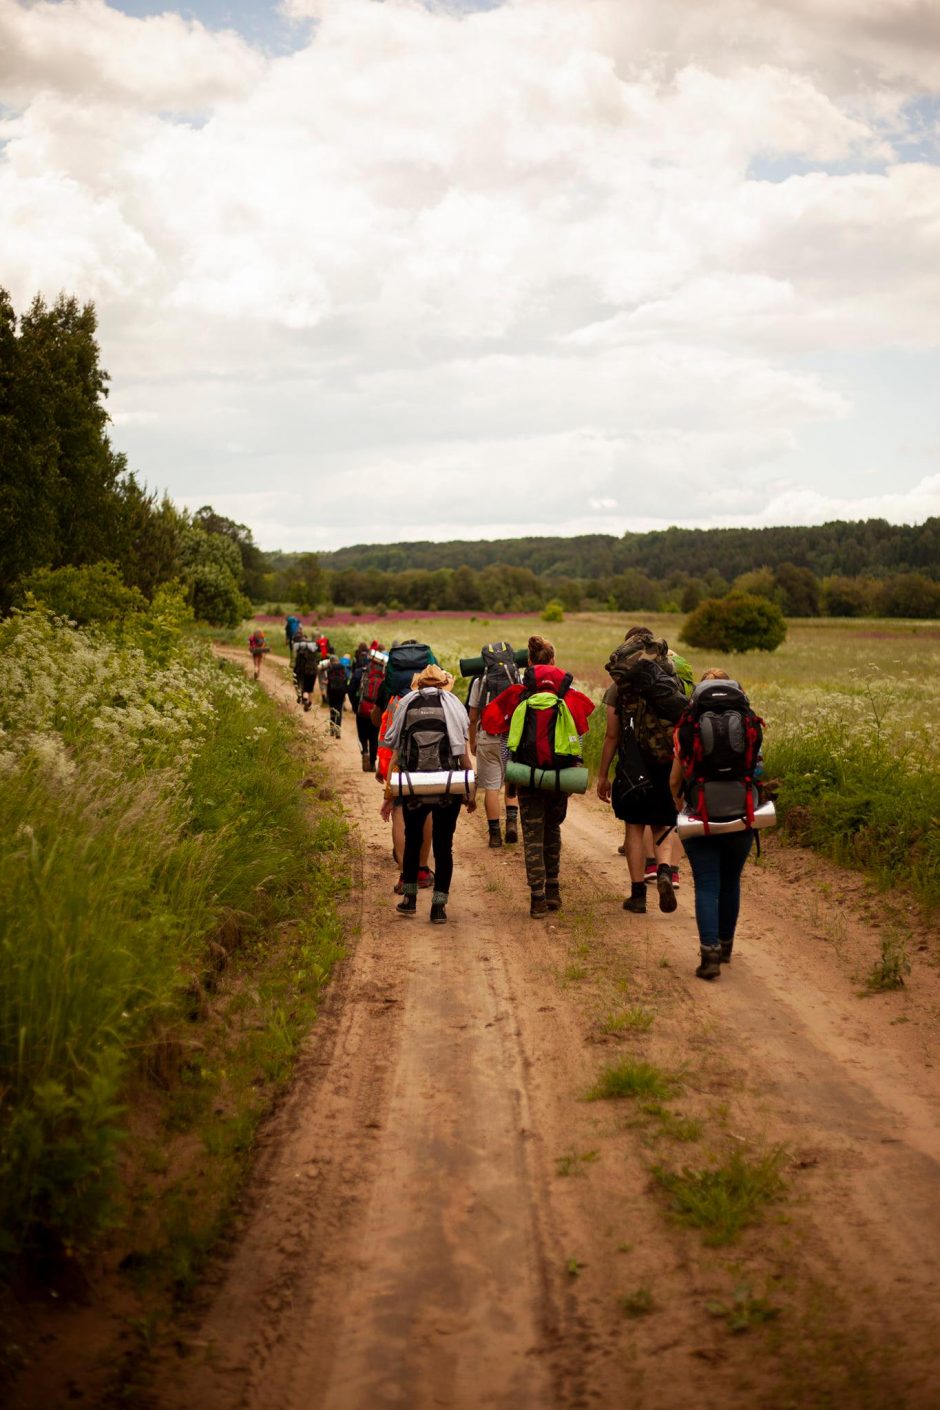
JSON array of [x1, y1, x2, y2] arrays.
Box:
[[0, 608, 345, 1256]]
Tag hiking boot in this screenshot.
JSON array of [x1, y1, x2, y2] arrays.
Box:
[[623, 889, 647, 914], [545, 881, 562, 912], [720, 939, 734, 963], [488, 830, 503, 848], [643, 857, 657, 883], [417, 866, 434, 890], [396, 894, 417, 916], [504, 813, 519, 844], [361, 753, 373, 772], [430, 901, 448, 925], [530, 892, 549, 919], [696, 945, 722, 980], [657, 867, 677, 914]]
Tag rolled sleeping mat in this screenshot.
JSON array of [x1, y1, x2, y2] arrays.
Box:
[[389, 769, 477, 802], [459, 647, 529, 677], [676, 800, 776, 841], [504, 761, 589, 795]]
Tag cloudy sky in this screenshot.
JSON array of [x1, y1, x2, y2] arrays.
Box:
[[2, 0, 939, 551]]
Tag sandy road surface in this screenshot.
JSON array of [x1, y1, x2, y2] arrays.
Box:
[[162, 654, 940, 1410]]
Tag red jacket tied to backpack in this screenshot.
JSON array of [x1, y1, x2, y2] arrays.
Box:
[[482, 664, 595, 738]]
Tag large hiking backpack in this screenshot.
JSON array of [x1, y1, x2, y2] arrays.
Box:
[[359, 654, 387, 717], [399, 690, 460, 773], [249, 630, 267, 653], [327, 661, 348, 693], [285, 615, 300, 643], [508, 670, 582, 778], [677, 680, 764, 825], [385, 641, 433, 699], [475, 641, 521, 712], [294, 641, 318, 678]]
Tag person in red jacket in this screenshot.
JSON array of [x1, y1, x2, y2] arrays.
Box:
[[482, 635, 594, 918]]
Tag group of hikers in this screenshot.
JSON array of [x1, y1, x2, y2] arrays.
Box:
[[254, 619, 771, 980]]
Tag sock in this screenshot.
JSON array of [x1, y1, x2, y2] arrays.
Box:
[[403, 882, 418, 896], [631, 881, 646, 898], [657, 863, 671, 878], [488, 818, 500, 833], [505, 805, 518, 820], [432, 890, 448, 905]]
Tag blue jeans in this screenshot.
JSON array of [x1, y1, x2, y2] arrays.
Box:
[[683, 831, 754, 947]]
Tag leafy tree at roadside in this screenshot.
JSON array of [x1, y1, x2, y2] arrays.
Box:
[[14, 561, 146, 625], [681, 594, 787, 653]]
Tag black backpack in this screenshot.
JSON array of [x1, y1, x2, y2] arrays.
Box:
[[476, 641, 521, 712], [677, 680, 764, 821], [399, 690, 458, 773], [386, 641, 432, 699], [294, 641, 318, 677], [327, 661, 348, 692]]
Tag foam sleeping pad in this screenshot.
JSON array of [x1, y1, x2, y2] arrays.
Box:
[[389, 769, 477, 801], [504, 761, 589, 795], [459, 647, 530, 677]]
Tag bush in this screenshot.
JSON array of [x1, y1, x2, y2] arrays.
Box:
[[14, 561, 147, 625], [541, 599, 565, 623], [681, 594, 787, 653], [189, 561, 252, 628]]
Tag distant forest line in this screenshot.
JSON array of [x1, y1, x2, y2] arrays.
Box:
[[266, 519, 940, 620]]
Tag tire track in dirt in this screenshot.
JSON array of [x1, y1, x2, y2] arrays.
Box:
[[161, 653, 940, 1410]]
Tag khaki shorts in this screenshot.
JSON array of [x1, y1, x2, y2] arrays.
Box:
[[475, 734, 508, 792]]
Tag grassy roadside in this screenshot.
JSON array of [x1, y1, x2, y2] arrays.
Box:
[[1, 604, 351, 1393]]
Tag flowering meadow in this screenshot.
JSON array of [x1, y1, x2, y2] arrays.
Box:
[[0, 595, 345, 1257]]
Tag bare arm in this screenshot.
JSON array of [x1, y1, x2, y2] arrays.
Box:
[[595, 705, 622, 803]]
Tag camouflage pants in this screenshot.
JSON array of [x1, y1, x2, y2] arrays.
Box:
[[518, 789, 568, 894]]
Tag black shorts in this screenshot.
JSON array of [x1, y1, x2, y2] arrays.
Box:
[[612, 758, 677, 827]]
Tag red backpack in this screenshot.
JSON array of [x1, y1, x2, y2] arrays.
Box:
[[358, 656, 386, 717]]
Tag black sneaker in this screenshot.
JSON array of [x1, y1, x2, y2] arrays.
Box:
[[396, 895, 417, 916], [488, 830, 503, 848], [696, 946, 721, 980], [720, 939, 734, 963], [430, 902, 447, 924], [623, 893, 647, 914], [657, 869, 677, 914]]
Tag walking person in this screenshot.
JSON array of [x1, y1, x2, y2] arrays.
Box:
[[380, 664, 476, 924], [325, 655, 349, 737], [467, 641, 521, 848], [292, 631, 319, 710], [596, 628, 687, 915], [348, 643, 379, 771], [671, 670, 766, 980], [482, 636, 594, 918], [248, 626, 269, 679]]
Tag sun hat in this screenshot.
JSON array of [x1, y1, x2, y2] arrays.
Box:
[[411, 663, 455, 692]]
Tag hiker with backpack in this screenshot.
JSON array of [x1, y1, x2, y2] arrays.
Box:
[[285, 614, 301, 651], [348, 643, 380, 771], [292, 631, 320, 711], [596, 628, 688, 916], [482, 636, 594, 918], [467, 641, 521, 848], [248, 627, 269, 679], [380, 664, 476, 924], [325, 655, 349, 737], [375, 640, 439, 895], [671, 669, 767, 980]]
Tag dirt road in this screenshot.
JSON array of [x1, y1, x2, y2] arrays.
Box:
[[163, 656, 940, 1409]]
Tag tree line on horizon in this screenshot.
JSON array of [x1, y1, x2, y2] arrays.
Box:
[[1, 286, 937, 626]]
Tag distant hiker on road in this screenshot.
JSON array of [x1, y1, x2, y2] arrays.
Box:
[[292, 631, 319, 712], [248, 627, 269, 679], [467, 641, 521, 848], [348, 642, 380, 771], [381, 664, 476, 924], [596, 628, 687, 917], [285, 614, 301, 652], [326, 655, 349, 738], [671, 669, 766, 980], [482, 636, 594, 918]]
